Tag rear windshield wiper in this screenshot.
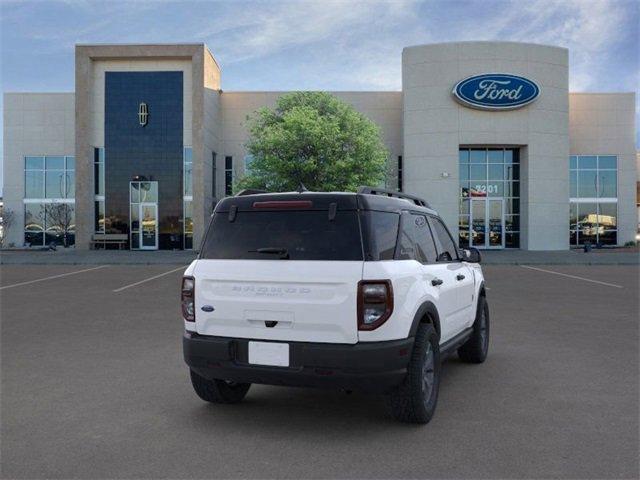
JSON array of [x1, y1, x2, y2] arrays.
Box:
[[249, 247, 290, 259]]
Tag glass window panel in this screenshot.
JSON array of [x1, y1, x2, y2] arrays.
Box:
[[66, 156, 75, 170], [45, 156, 65, 170], [184, 201, 193, 234], [598, 203, 617, 228], [459, 162, 469, 181], [505, 181, 520, 198], [570, 171, 577, 197], [459, 181, 469, 198], [505, 198, 520, 215], [577, 203, 598, 228], [505, 232, 519, 248], [184, 147, 193, 163], [459, 150, 469, 164], [599, 230, 617, 245], [25, 156, 44, 170], [487, 150, 503, 163], [598, 155, 616, 169], [94, 163, 105, 196], [469, 150, 486, 164], [569, 156, 577, 170], [140, 182, 157, 202], [95, 201, 105, 232], [458, 216, 470, 249], [225, 156, 233, 169], [569, 230, 578, 247], [459, 198, 470, 214], [470, 182, 487, 197], [487, 181, 504, 197], [25, 171, 44, 198], [505, 215, 520, 232], [45, 170, 64, 198], [598, 171, 617, 198], [488, 163, 504, 180], [579, 155, 597, 169], [505, 163, 519, 181], [578, 171, 597, 197], [65, 171, 75, 198], [184, 163, 193, 196], [469, 164, 486, 180], [130, 182, 140, 203], [570, 203, 578, 229], [25, 231, 44, 246], [504, 150, 514, 164], [24, 203, 44, 231], [98, 147, 105, 163]]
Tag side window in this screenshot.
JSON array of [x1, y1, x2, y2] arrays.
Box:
[[428, 216, 459, 262], [396, 213, 437, 264], [363, 211, 400, 261]]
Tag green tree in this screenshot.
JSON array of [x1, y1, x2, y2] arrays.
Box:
[[236, 92, 389, 192]]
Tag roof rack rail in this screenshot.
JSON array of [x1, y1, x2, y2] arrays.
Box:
[[357, 186, 430, 208], [235, 189, 268, 196]]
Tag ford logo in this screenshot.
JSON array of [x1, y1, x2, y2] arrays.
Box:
[[452, 73, 540, 110]]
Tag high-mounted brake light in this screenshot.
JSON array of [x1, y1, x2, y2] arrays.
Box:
[[252, 200, 313, 209], [181, 276, 195, 322], [357, 280, 393, 330]]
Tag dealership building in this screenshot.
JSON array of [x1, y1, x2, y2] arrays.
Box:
[[2, 41, 637, 250]]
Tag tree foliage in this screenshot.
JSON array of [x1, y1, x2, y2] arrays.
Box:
[[236, 92, 389, 192]]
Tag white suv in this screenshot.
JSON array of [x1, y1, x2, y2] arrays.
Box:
[[182, 187, 489, 424]]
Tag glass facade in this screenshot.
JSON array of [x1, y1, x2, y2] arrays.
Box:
[[24, 155, 75, 246], [570, 155, 618, 246], [225, 156, 233, 195], [104, 71, 183, 249], [459, 148, 520, 249], [94, 147, 105, 232], [183, 147, 193, 250]]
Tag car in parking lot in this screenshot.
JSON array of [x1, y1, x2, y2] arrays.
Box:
[[182, 187, 489, 423]]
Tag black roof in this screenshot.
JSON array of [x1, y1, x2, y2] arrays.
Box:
[[214, 188, 438, 216]]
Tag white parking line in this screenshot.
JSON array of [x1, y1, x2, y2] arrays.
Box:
[[0, 265, 109, 291], [112, 266, 187, 293], [520, 265, 623, 289]]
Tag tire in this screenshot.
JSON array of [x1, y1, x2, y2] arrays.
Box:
[[189, 369, 251, 404], [458, 295, 490, 364], [386, 323, 441, 424]]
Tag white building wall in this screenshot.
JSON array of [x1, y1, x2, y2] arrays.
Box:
[[2, 93, 75, 246], [402, 41, 570, 250], [569, 92, 637, 245]]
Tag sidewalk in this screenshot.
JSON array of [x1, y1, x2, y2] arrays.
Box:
[[1, 247, 637, 265]]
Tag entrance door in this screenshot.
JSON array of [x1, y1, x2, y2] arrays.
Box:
[[130, 181, 159, 250], [139, 203, 158, 250], [470, 198, 504, 249]]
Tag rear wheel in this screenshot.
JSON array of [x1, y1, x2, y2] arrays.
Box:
[[386, 323, 441, 424], [458, 295, 490, 363], [189, 369, 251, 404]]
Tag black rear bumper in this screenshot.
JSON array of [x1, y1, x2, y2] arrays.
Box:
[[183, 332, 414, 393]]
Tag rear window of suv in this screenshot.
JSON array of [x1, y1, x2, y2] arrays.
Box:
[[200, 210, 364, 261]]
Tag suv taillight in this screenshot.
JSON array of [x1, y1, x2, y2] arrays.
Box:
[[181, 276, 195, 322], [357, 280, 393, 330]]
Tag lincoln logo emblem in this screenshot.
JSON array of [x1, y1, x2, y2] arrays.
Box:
[[138, 102, 148, 126]]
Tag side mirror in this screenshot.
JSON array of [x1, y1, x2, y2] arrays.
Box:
[[461, 247, 481, 263]]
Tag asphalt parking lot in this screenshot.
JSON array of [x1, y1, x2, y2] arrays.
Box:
[[1, 263, 638, 479]]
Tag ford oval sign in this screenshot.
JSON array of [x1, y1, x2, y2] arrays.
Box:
[[452, 73, 540, 110]]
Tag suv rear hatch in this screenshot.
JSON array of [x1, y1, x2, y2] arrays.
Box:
[[194, 195, 364, 344]]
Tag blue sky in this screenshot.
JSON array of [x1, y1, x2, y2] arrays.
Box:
[[1, 0, 638, 191]]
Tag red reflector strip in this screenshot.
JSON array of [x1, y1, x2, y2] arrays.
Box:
[[252, 200, 313, 209]]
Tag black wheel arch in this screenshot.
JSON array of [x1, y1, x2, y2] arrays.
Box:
[[408, 301, 442, 340]]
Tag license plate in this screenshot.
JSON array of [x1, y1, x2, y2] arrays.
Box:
[[248, 341, 289, 367]]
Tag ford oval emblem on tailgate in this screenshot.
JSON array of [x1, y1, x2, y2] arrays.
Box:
[[201, 305, 215, 312]]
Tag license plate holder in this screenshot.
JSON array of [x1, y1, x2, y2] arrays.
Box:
[[248, 341, 290, 367]]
